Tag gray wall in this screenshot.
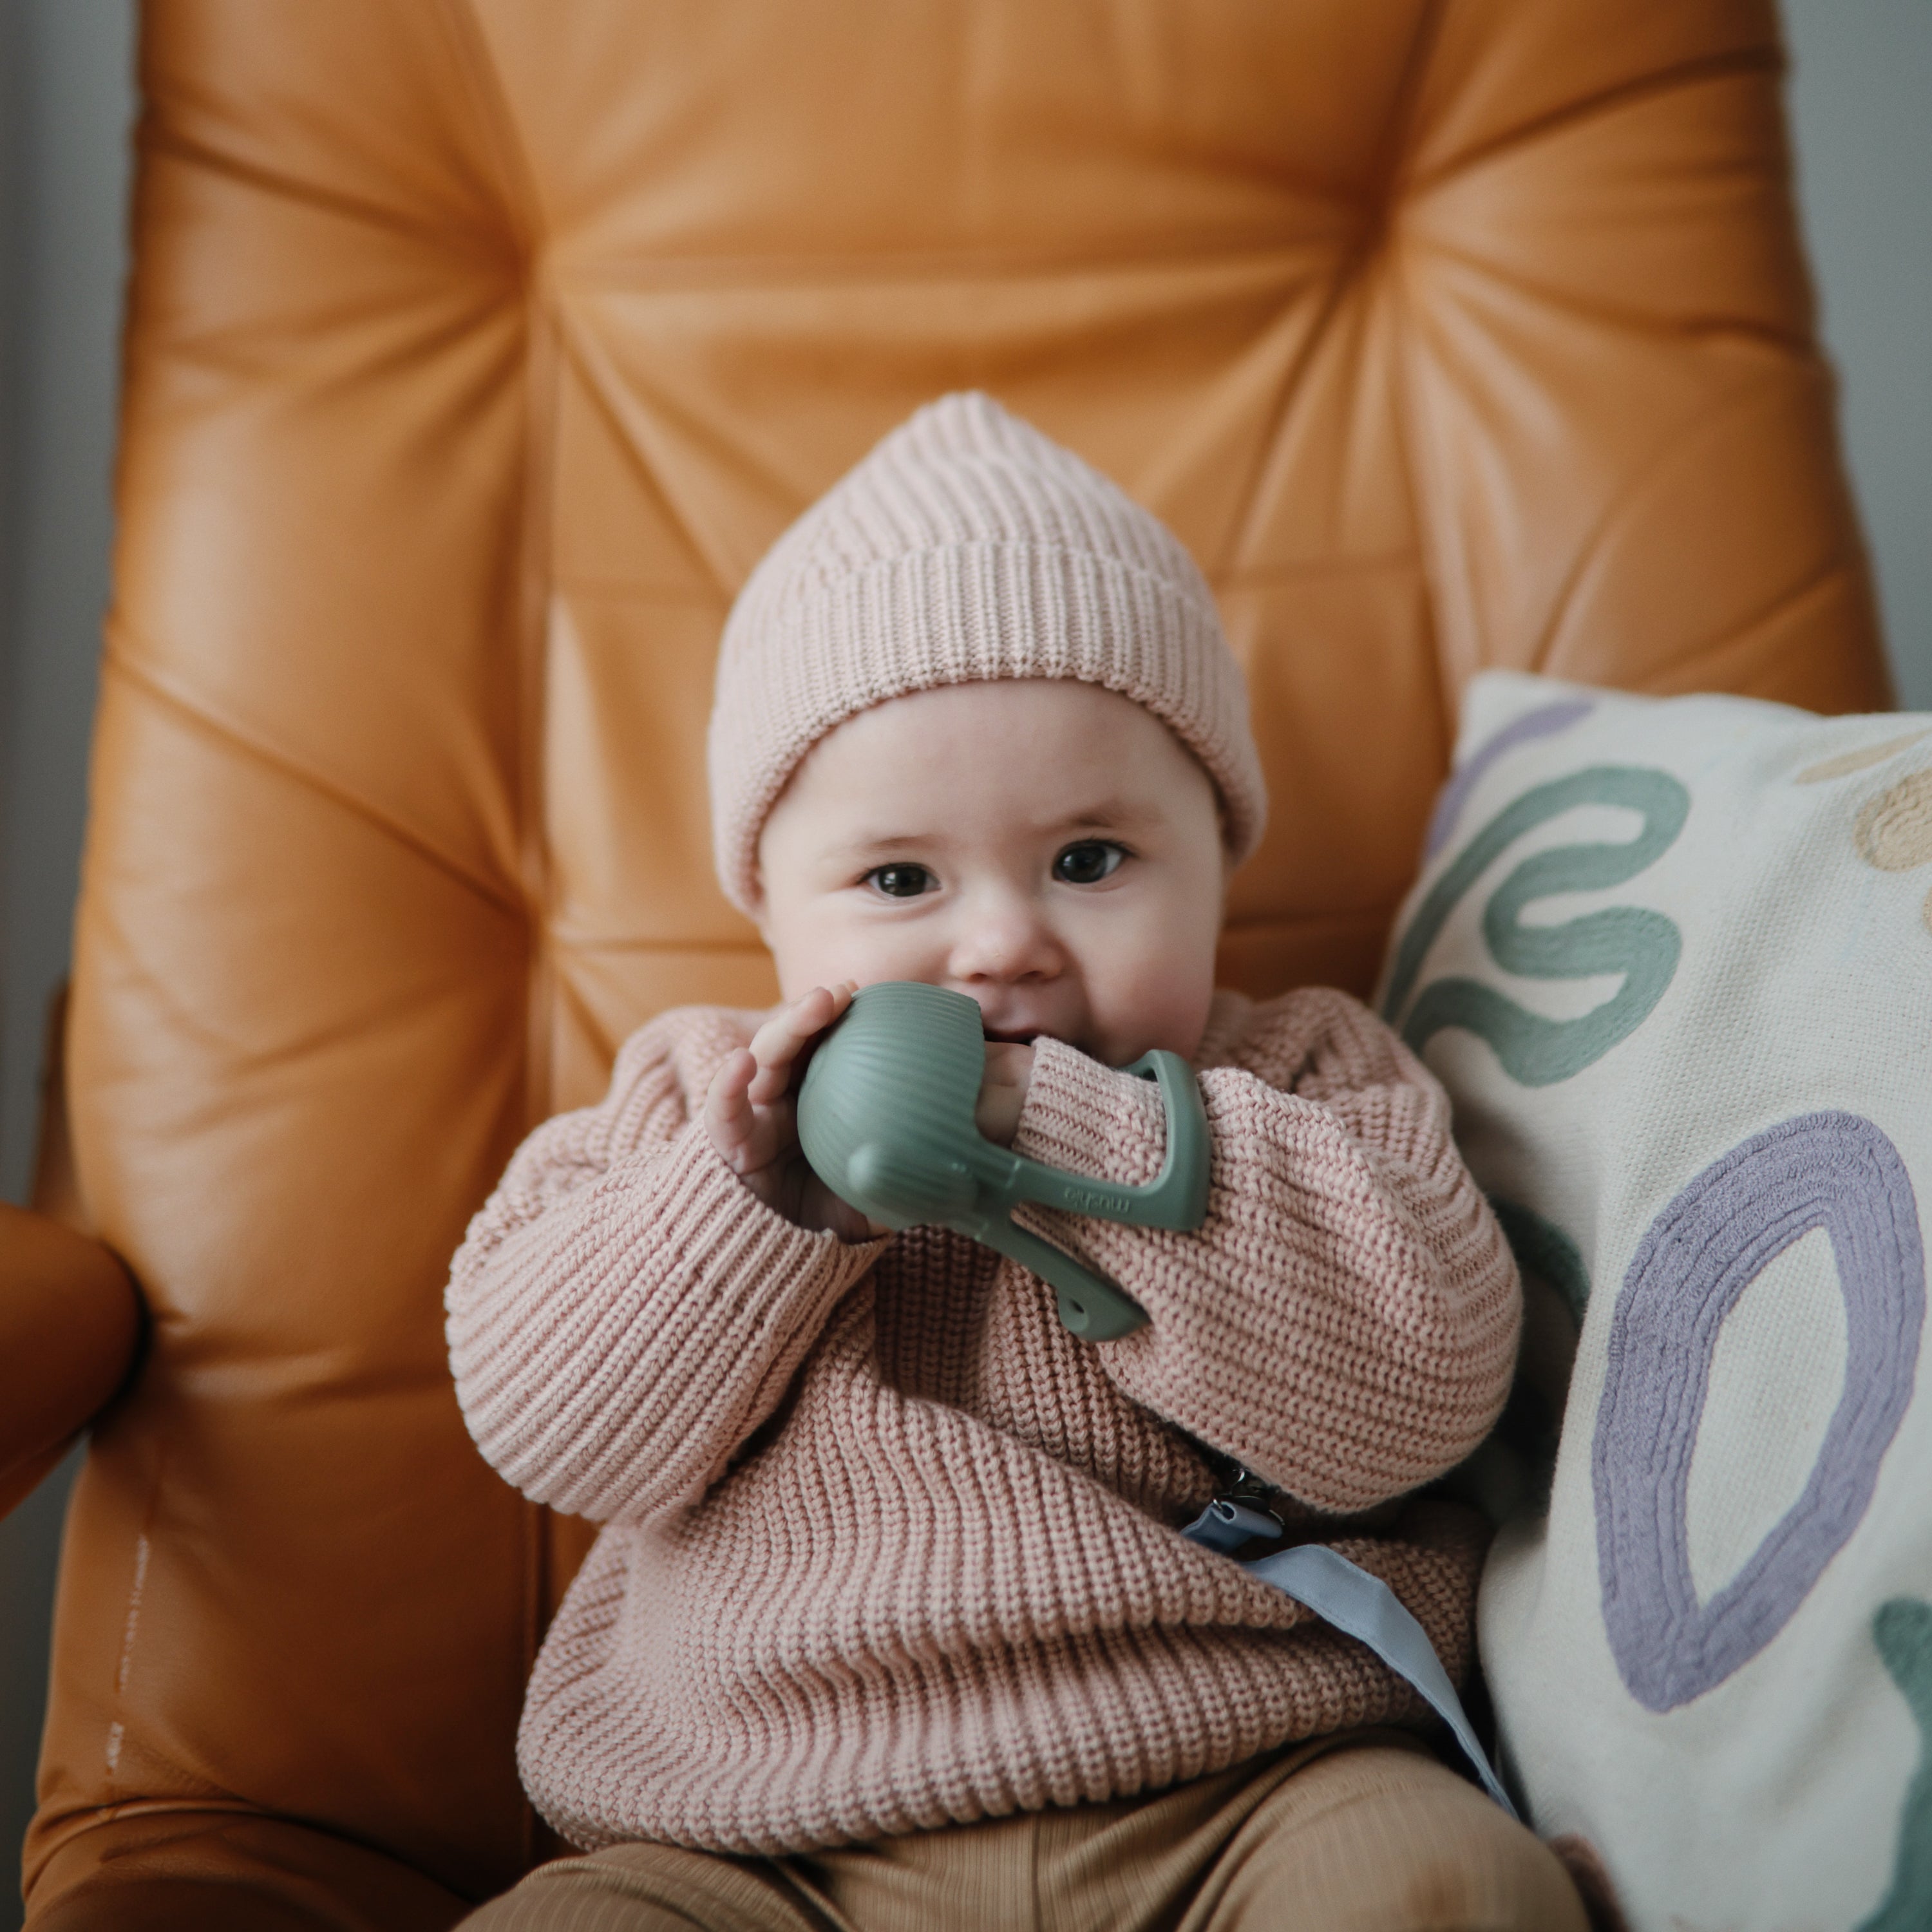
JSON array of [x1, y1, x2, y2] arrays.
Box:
[[1786, 1, 1932, 710], [0, 5, 134, 1213], [0, 4, 1926, 1922]]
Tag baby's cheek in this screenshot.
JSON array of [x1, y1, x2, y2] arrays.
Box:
[[772, 926, 943, 1005], [1092, 945, 1218, 1063]]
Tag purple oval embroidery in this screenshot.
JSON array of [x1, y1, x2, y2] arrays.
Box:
[[1424, 697, 1596, 859], [1594, 1112, 1924, 1712]]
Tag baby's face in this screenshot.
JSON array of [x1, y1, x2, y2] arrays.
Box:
[[753, 680, 1227, 1066]]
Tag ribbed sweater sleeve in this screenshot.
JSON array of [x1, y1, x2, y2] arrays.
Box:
[[1012, 987, 1519, 1515], [446, 1010, 884, 1526]]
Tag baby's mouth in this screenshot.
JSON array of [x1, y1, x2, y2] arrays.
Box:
[[980, 1026, 1039, 1046]]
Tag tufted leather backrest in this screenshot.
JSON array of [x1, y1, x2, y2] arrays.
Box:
[[28, 2, 1888, 1925]]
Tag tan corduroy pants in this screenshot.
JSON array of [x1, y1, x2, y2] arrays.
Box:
[[461, 1730, 1587, 1932]]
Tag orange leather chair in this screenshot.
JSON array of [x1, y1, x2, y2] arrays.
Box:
[[1, 3, 1891, 1926]]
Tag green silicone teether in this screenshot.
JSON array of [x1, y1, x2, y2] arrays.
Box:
[[795, 981, 1210, 1340]]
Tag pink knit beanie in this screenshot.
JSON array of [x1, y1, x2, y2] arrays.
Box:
[[708, 392, 1267, 913]]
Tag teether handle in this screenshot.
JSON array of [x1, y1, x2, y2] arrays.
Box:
[[998, 1050, 1211, 1231], [964, 1217, 1148, 1340]]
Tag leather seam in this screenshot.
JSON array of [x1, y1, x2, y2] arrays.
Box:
[[1529, 359, 1840, 676], [97, 641, 527, 922], [1401, 44, 1782, 198]]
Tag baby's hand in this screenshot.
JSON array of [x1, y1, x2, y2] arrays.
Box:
[[975, 1041, 1035, 1148], [704, 983, 880, 1240]]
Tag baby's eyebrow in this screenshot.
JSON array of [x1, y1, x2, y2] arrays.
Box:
[[824, 830, 945, 860], [825, 800, 1153, 859], [1061, 798, 1153, 829]]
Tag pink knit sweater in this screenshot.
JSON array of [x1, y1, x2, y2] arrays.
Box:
[[446, 987, 1518, 1855]]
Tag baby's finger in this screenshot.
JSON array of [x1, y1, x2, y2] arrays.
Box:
[[744, 999, 824, 1101], [704, 1048, 761, 1169], [746, 981, 856, 1103]]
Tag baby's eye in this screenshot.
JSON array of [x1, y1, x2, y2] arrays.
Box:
[[1052, 840, 1126, 886], [866, 863, 936, 899]]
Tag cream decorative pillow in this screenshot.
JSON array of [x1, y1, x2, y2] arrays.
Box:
[[1378, 672, 1932, 1932]]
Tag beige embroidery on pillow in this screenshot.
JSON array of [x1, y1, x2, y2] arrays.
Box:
[[1794, 731, 1929, 784], [1850, 768, 1932, 935]]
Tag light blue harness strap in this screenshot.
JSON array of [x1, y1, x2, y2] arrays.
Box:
[[1186, 1517, 1519, 1819]]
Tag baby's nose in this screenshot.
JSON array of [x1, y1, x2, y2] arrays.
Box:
[[948, 898, 1063, 982]]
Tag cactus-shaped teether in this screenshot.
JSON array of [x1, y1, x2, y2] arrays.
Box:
[[796, 981, 1210, 1340]]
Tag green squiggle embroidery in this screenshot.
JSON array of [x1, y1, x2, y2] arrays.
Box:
[[1384, 767, 1689, 1088], [1857, 1598, 1932, 1932], [1489, 1197, 1590, 1323]]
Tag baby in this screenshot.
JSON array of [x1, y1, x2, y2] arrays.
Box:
[[449, 395, 1586, 1929]]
